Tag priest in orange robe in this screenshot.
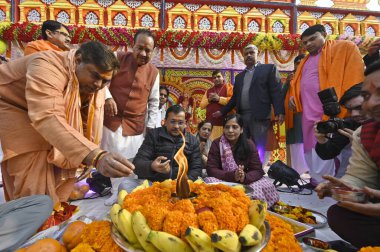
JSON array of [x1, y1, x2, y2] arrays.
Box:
[[0, 41, 134, 206], [24, 20, 71, 56], [289, 24, 364, 187]]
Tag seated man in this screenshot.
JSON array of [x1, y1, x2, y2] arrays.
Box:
[[0, 195, 53, 252], [315, 60, 380, 248], [133, 105, 202, 182], [314, 83, 370, 177], [0, 41, 134, 206]]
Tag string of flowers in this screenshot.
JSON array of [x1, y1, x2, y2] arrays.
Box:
[[0, 22, 377, 51]]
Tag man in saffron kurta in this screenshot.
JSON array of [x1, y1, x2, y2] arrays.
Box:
[[200, 70, 233, 140], [0, 41, 135, 205], [289, 24, 364, 186], [24, 20, 71, 56], [101, 29, 159, 205]]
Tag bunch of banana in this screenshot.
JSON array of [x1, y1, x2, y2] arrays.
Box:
[[248, 199, 267, 229], [110, 203, 142, 249]]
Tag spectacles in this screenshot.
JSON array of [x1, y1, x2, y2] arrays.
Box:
[[54, 30, 71, 38], [160, 93, 168, 97], [169, 120, 185, 126]]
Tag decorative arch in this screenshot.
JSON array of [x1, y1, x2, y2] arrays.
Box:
[[56, 10, 70, 24]]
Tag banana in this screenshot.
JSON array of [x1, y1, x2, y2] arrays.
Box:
[[238, 224, 262, 246], [118, 189, 128, 206], [132, 180, 150, 193], [211, 230, 241, 252], [110, 203, 122, 229], [185, 226, 216, 252], [147, 230, 193, 252], [248, 200, 267, 229], [132, 211, 159, 252], [118, 209, 139, 245]]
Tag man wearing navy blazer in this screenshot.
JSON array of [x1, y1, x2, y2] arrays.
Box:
[[214, 45, 284, 160]]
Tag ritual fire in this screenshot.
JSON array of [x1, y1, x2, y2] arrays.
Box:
[[173, 131, 191, 199]]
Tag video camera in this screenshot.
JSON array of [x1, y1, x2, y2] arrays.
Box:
[[316, 87, 359, 134]]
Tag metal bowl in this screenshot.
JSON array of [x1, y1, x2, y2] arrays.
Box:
[[111, 221, 271, 252]]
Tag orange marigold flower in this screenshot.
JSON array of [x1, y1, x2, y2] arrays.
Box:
[[198, 210, 219, 235], [359, 247, 380, 252], [263, 214, 302, 252]]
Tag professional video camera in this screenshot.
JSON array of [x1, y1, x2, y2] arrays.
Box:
[[316, 87, 359, 134]]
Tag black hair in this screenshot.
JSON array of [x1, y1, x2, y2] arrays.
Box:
[[212, 70, 222, 77], [339, 82, 363, 105], [165, 104, 185, 119], [294, 54, 305, 64], [75, 41, 119, 72], [223, 114, 251, 160], [198, 120, 213, 131], [159, 85, 169, 95], [301, 24, 327, 39], [364, 59, 380, 76], [134, 29, 156, 47], [41, 20, 68, 40]]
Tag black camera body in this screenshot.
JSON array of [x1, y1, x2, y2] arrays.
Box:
[[316, 87, 345, 134]]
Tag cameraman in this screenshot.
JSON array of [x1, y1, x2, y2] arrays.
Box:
[[314, 83, 370, 177]]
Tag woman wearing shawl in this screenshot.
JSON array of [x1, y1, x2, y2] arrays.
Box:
[[205, 114, 279, 207]]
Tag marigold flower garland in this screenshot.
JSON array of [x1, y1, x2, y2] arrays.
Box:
[[0, 22, 376, 51]]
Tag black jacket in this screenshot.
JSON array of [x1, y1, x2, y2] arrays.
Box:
[[363, 53, 379, 67], [133, 127, 202, 182], [220, 63, 284, 119]]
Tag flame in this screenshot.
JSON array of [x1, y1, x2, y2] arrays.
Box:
[[174, 130, 191, 198]]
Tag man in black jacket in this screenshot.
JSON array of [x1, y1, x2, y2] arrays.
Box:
[[314, 83, 370, 177], [133, 105, 202, 182], [213, 45, 284, 160]]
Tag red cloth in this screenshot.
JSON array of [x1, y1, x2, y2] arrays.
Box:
[[361, 121, 380, 169]]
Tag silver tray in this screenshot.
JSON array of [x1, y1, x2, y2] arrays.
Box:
[[272, 204, 327, 229], [111, 221, 271, 252]]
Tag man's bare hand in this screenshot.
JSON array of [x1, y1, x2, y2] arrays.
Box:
[[275, 114, 284, 125], [97, 152, 135, 177], [337, 128, 354, 142], [151, 156, 171, 174], [315, 175, 356, 199], [338, 187, 380, 217], [105, 98, 118, 117], [213, 111, 222, 118], [314, 121, 328, 144], [289, 96, 296, 111]]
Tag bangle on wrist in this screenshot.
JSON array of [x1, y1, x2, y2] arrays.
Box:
[[93, 150, 108, 168]]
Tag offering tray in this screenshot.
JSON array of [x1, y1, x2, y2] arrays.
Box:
[[111, 221, 271, 252], [271, 202, 327, 229]]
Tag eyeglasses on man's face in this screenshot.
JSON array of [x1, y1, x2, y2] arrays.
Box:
[[54, 30, 71, 38]]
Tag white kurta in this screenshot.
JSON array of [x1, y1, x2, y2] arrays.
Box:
[[101, 74, 160, 159]]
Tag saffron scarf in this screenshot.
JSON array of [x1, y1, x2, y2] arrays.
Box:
[[47, 50, 105, 180], [219, 135, 238, 172], [361, 121, 380, 169]]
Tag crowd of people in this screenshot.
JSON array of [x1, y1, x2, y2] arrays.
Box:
[[0, 20, 379, 250]]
